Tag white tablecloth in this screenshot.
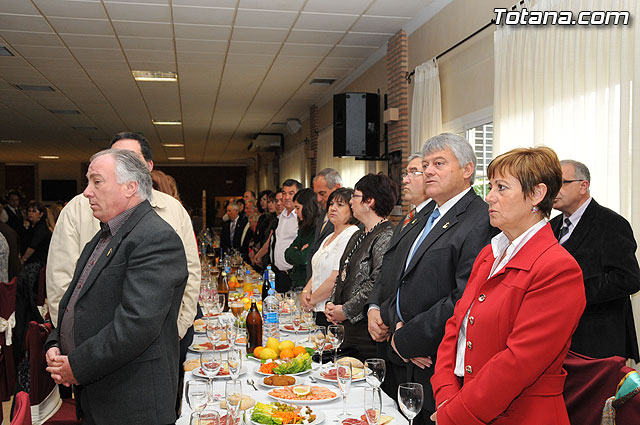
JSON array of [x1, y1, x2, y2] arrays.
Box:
[[176, 315, 408, 425]]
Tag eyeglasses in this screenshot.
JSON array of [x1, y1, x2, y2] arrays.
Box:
[[27, 209, 39, 213], [562, 179, 583, 185], [352, 194, 363, 198], [401, 170, 425, 179]]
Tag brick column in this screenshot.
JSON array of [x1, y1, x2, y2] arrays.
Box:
[[386, 29, 410, 219], [309, 104, 319, 177]]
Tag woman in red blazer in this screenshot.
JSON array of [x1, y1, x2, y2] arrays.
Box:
[[430, 147, 586, 425]]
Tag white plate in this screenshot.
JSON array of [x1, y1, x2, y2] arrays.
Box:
[[314, 367, 367, 383], [267, 386, 339, 404], [257, 375, 298, 389], [246, 354, 262, 362], [251, 410, 325, 425], [279, 324, 311, 333], [191, 365, 248, 380], [235, 337, 246, 346], [188, 342, 232, 353], [254, 364, 313, 377]]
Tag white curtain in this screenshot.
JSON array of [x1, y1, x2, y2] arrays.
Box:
[[494, 0, 640, 352], [410, 58, 443, 153], [317, 126, 367, 188], [279, 142, 306, 186]]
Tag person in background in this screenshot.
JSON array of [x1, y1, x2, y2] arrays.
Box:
[[253, 191, 282, 268], [151, 169, 181, 203], [244, 190, 257, 204], [431, 147, 585, 425], [301, 188, 359, 327], [20, 201, 51, 267], [0, 217, 21, 280], [272, 180, 302, 292], [221, 201, 248, 253], [325, 173, 397, 361], [0, 201, 8, 223], [245, 199, 258, 217], [0, 232, 8, 282], [551, 160, 640, 361], [284, 188, 322, 290]]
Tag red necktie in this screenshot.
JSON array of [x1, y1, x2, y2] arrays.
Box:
[[402, 208, 415, 229]]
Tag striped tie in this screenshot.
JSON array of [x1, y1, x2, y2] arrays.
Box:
[[402, 208, 416, 229]]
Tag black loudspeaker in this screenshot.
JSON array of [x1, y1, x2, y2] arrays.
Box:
[[333, 92, 380, 157]]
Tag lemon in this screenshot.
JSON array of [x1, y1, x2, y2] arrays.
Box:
[[292, 385, 311, 396], [278, 340, 295, 352], [260, 348, 278, 360], [266, 337, 280, 352]]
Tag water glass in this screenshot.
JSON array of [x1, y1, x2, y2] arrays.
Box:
[[311, 326, 327, 369], [336, 359, 352, 418], [206, 317, 222, 349], [201, 351, 223, 402], [364, 387, 382, 425], [398, 383, 423, 425], [186, 380, 208, 422], [364, 358, 386, 389], [327, 324, 345, 367]]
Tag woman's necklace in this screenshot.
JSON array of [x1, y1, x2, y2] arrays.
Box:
[[340, 218, 388, 281]]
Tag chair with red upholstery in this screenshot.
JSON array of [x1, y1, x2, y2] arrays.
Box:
[[10, 391, 32, 425], [27, 321, 80, 424], [0, 277, 18, 404], [563, 350, 640, 425]]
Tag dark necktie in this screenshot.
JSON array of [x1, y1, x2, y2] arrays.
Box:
[[557, 217, 572, 242]]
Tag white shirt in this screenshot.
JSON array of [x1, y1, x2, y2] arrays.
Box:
[[559, 197, 592, 244], [414, 198, 431, 213], [311, 225, 359, 311], [274, 208, 298, 271], [453, 219, 548, 376]]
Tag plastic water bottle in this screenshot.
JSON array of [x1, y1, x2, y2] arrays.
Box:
[[262, 267, 280, 345]]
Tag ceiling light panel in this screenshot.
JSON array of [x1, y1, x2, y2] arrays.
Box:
[[152, 120, 181, 125], [168, 157, 185, 160], [132, 70, 178, 82], [39, 155, 60, 159], [162, 143, 184, 147]]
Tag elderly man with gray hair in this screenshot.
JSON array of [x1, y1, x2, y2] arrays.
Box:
[[45, 149, 188, 425]]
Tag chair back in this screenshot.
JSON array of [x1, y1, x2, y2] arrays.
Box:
[[27, 321, 63, 424], [37, 266, 47, 307], [10, 391, 32, 425], [0, 277, 18, 401]]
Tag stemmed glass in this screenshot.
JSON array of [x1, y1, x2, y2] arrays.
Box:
[[364, 387, 382, 425], [206, 317, 222, 350], [311, 326, 327, 370], [336, 358, 352, 418], [285, 290, 296, 318], [201, 351, 223, 402], [398, 383, 424, 425], [364, 358, 386, 412], [327, 324, 345, 367], [291, 306, 302, 340], [192, 407, 220, 425], [302, 306, 315, 343], [225, 380, 243, 425], [185, 380, 208, 424], [227, 348, 243, 382]]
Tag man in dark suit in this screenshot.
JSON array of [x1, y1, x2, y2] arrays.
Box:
[[552, 159, 640, 361], [383, 134, 495, 422], [45, 149, 188, 425], [0, 220, 22, 280], [221, 201, 248, 254], [4, 191, 23, 235], [307, 168, 343, 279]]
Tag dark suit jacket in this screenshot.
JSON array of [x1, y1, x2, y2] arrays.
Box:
[[4, 206, 23, 236], [551, 199, 640, 361], [0, 221, 22, 279], [221, 215, 248, 253], [46, 201, 188, 425], [306, 211, 335, 280]]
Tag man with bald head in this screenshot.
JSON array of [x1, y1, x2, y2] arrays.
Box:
[[45, 149, 187, 424]]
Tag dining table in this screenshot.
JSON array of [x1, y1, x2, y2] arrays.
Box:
[[176, 312, 410, 425]]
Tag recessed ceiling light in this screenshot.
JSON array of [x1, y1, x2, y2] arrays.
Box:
[[0, 47, 14, 56], [49, 109, 80, 115], [132, 70, 177, 82], [39, 155, 59, 159], [162, 143, 184, 147], [271, 122, 286, 126], [153, 120, 181, 126], [310, 78, 336, 86], [15, 84, 55, 92], [168, 156, 185, 160], [72, 126, 98, 131], [1, 139, 22, 144]]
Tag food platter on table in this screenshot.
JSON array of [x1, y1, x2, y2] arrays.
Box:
[[251, 401, 326, 425], [258, 375, 298, 389], [267, 385, 339, 404], [315, 366, 366, 383], [279, 324, 311, 333], [191, 365, 248, 380], [235, 335, 246, 346], [255, 365, 312, 377], [188, 341, 231, 353]]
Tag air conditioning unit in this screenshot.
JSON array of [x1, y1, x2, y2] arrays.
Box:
[[248, 133, 283, 152], [286, 119, 302, 134]]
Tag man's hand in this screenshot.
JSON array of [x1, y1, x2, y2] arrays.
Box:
[[410, 356, 433, 369], [45, 351, 79, 387], [390, 322, 408, 362], [367, 308, 389, 342]]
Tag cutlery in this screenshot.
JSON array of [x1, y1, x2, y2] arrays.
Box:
[[247, 378, 258, 391]]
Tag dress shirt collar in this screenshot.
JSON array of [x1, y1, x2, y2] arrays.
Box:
[[103, 202, 140, 237], [434, 187, 472, 223], [490, 219, 547, 276], [280, 208, 297, 220], [564, 196, 592, 227], [415, 198, 432, 213]]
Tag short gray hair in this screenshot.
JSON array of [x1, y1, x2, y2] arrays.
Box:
[[227, 202, 240, 211], [421, 133, 477, 185], [407, 152, 423, 163], [315, 168, 343, 189], [560, 159, 591, 183], [90, 149, 152, 200]]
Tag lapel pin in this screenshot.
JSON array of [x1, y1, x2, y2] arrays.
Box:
[[442, 222, 450, 229], [106, 248, 112, 257], [411, 219, 417, 225]]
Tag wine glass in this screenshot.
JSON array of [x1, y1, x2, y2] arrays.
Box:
[[206, 317, 222, 350], [302, 306, 315, 343], [227, 348, 243, 381], [336, 359, 352, 418], [229, 300, 245, 323], [291, 306, 302, 340], [364, 358, 386, 412], [327, 324, 345, 367], [185, 380, 208, 423], [226, 321, 238, 347], [364, 387, 382, 425], [285, 290, 296, 319], [201, 351, 223, 402], [311, 326, 327, 370], [225, 380, 243, 425], [398, 383, 423, 425], [194, 406, 220, 425]]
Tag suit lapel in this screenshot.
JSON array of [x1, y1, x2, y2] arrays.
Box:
[[76, 201, 152, 301], [387, 201, 435, 251], [562, 200, 598, 253]]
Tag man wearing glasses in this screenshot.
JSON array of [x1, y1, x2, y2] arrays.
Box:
[[552, 159, 640, 361]]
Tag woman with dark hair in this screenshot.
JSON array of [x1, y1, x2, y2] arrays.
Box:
[[250, 191, 277, 268], [430, 147, 585, 425], [300, 188, 359, 327], [325, 173, 397, 361], [257, 190, 272, 214], [20, 200, 51, 266], [284, 188, 321, 290]]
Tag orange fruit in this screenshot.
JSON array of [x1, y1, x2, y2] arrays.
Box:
[[293, 346, 307, 356], [280, 348, 294, 360], [253, 346, 264, 358]]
